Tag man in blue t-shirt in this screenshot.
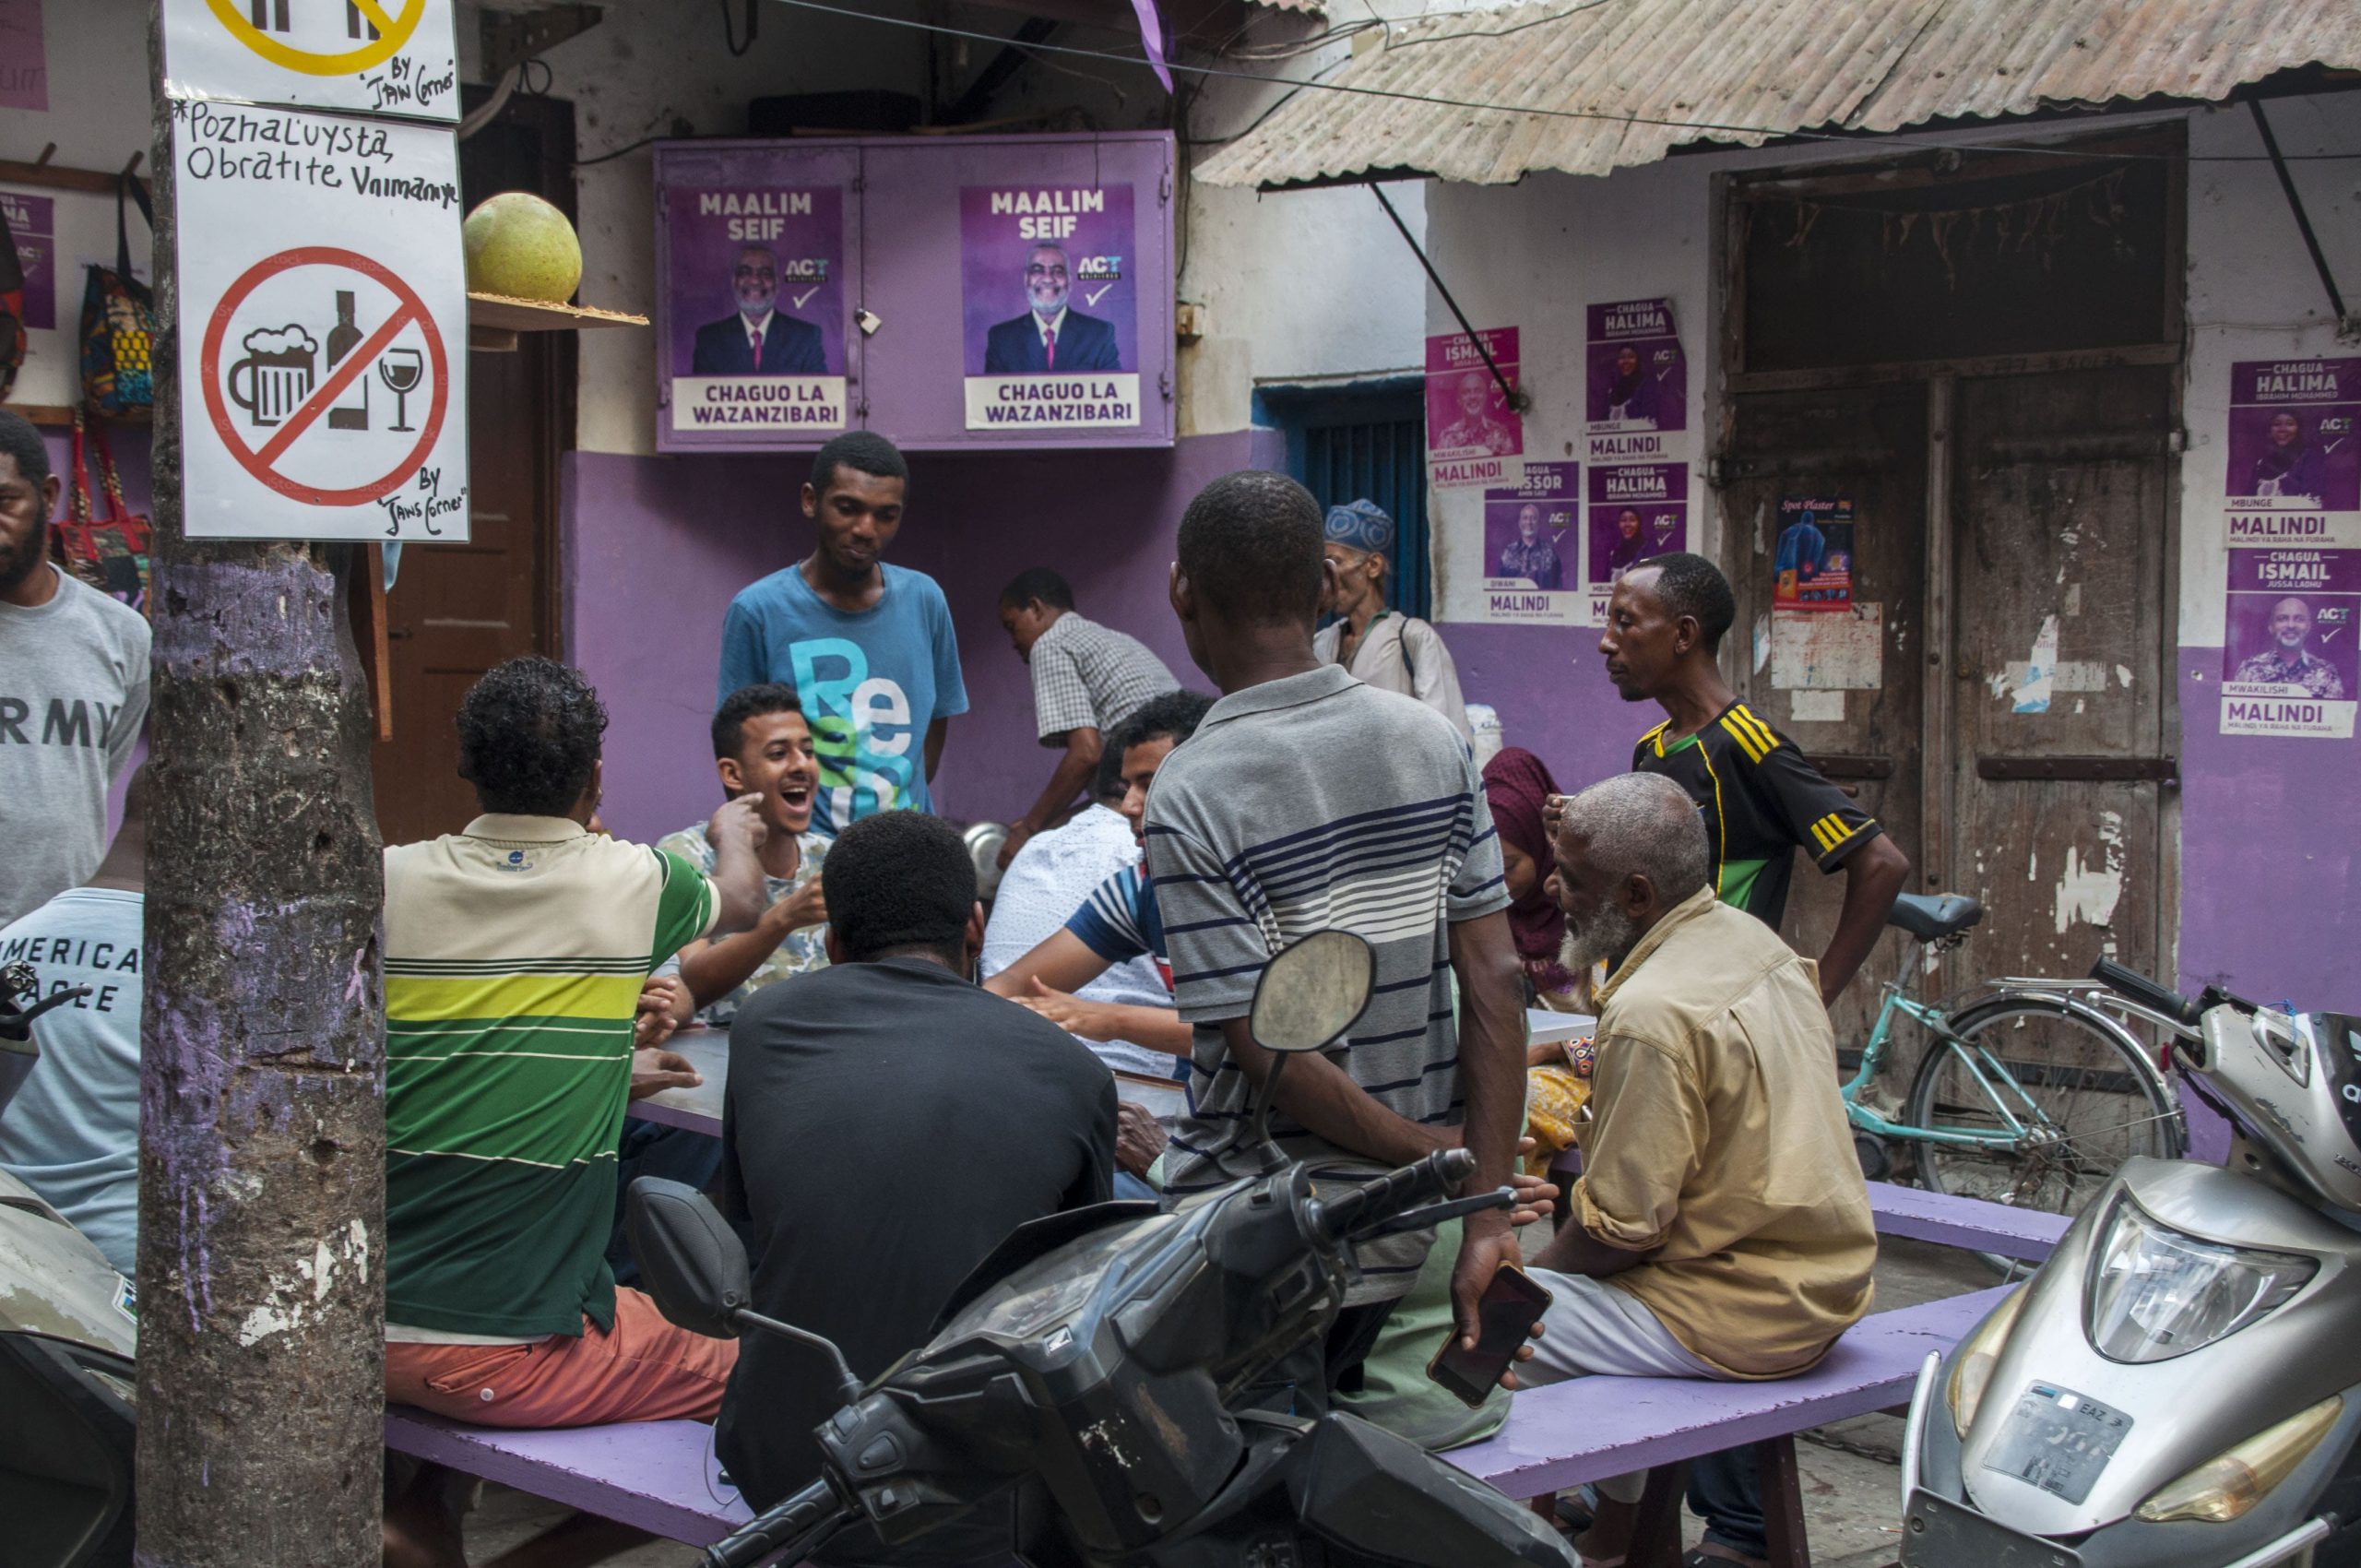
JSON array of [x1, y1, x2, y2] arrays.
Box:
[[718, 433, 968, 836]]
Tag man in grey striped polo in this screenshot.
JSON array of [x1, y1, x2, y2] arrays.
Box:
[[997, 566, 1180, 868], [1144, 469, 1526, 1411]]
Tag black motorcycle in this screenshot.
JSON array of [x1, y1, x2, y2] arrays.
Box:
[[627, 928, 1577, 1568]]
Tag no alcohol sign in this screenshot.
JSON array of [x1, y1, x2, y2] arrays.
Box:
[[175, 105, 467, 540]]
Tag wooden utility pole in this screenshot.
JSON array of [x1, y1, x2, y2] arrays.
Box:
[[134, 6, 387, 1563]]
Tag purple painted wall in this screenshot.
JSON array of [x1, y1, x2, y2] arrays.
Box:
[[568, 433, 1677, 846], [2174, 664, 2355, 1008], [567, 429, 1278, 843]]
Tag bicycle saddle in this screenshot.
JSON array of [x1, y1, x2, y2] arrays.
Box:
[[1886, 892, 1983, 941]]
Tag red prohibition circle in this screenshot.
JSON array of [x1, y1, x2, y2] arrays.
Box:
[[198, 245, 450, 507]]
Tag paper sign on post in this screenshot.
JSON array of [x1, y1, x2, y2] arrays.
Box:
[[162, 0, 458, 123], [173, 102, 468, 540]]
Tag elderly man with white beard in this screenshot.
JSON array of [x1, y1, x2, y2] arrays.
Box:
[[1519, 772, 1876, 1568]]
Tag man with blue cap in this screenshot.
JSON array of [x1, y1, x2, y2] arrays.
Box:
[[1312, 499, 1472, 740]]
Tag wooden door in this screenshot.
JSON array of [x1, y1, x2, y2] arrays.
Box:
[[1944, 366, 2175, 989], [368, 94, 575, 845], [1723, 384, 1928, 1047]]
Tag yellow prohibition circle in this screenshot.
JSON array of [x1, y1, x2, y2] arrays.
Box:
[[202, 0, 426, 77]]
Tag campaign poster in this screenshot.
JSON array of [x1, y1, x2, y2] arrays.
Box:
[[1774, 494, 1855, 612], [961, 183, 1140, 432], [1584, 462, 1688, 619], [0, 189, 53, 331], [2220, 548, 2360, 739], [1585, 298, 1685, 436], [1480, 461, 1578, 624], [0, 0, 47, 113], [2225, 357, 2360, 549], [1427, 327, 1522, 490], [666, 184, 847, 435]]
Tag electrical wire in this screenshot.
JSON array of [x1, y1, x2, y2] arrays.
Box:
[[575, 131, 672, 166], [753, 0, 2361, 164]]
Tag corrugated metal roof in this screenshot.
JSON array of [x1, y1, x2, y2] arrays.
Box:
[[1195, 0, 2361, 187]]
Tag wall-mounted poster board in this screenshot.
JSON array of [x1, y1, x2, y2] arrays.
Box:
[[654, 132, 1174, 454]]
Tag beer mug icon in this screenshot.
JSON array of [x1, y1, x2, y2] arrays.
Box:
[[227, 325, 318, 428]]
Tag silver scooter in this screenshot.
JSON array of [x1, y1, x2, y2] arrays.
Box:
[[1900, 959, 2361, 1568]]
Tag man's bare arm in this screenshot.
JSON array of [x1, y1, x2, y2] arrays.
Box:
[[1818, 834, 1910, 1004], [983, 928, 1113, 1001], [1003, 727, 1102, 866], [1531, 1212, 1647, 1277], [924, 716, 950, 781], [1445, 910, 1531, 1346]]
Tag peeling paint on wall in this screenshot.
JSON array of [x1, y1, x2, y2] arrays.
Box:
[[2054, 811, 2127, 935]]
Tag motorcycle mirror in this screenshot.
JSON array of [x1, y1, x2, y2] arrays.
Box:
[[1231, 932, 1378, 1174], [1250, 930, 1376, 1055], [626, 1177, 753, 1339]]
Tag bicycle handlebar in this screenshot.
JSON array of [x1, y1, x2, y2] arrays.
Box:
[[2089, 958, 2202, 1028]]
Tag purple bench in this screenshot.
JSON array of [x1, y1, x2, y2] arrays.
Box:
[[385, 1184, 2057, 1555], [384, 1409, 753, 1546]]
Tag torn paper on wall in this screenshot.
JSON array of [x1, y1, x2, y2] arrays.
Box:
[[1769, 602, 1882, 689]]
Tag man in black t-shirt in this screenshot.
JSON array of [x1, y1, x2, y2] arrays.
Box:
[[1597, 552, 1910, 1006], [715, 811, 1116, 1562]]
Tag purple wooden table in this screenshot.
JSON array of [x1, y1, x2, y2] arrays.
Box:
[[1448, 1287, 2006, 1498], [386, 1408, 752, 1544]]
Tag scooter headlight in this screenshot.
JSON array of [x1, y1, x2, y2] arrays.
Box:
[[1945, 1285, 2026, 1435], [2085, 1197, 2314, 1363], [2135, 1395, 2343, 1523]]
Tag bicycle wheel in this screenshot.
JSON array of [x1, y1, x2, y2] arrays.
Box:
[[1904, 992, 2185, 1227]]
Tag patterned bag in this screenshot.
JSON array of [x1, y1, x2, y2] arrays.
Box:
[[51, 408, 151, 612], [78, 175, 155, 422], [0, 196, 24, 403]]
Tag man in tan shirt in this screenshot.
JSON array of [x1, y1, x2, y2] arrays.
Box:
[[1521, 772, 1875, 1567]]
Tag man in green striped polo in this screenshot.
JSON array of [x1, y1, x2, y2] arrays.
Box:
[[381, 658, 764, 1565]]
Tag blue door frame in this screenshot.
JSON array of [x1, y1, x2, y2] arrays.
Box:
[[1257, 377, 1430, 620]]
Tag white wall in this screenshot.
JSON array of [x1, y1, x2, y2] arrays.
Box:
[[1418, 94, 2361, 647], [455, 1, 934, 457], [2179, 93, 2361, 645], [0, 0, 154, 410]]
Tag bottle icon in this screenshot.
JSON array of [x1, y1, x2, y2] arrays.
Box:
[[326, 291, 370, 431]]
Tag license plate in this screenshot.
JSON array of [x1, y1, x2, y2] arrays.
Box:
[[1901, 1491, 2081, 1568]]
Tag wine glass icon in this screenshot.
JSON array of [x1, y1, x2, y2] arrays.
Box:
[[379, 348, 424, 433]]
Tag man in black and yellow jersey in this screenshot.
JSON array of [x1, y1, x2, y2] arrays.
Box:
[[1599, 552, 1910, 1006]]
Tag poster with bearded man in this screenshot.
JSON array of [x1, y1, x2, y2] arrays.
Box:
[[961, 183, 1140, 432], [660, 180, 847, 439]]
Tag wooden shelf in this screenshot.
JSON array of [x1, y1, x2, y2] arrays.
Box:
[[3, 403, 79, 429], [468, 291, 647, 351]]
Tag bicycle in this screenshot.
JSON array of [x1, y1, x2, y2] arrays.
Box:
[[1840, 893, 2188, 1262]]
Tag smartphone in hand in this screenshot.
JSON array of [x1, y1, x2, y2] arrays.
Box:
[[1427, 1264, 1554, 1408]]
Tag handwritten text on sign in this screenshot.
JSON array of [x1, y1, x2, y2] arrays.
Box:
[[162, 0, 459, 122], [174, 102, 468, 541]]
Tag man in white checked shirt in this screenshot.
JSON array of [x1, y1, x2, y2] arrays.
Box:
[[995, 566, 1180, 868]]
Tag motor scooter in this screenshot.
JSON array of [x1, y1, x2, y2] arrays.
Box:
[[0, 961, 137, 1568], [627, 927, 1578, 1568], [1900, 958, 2361, 1568]]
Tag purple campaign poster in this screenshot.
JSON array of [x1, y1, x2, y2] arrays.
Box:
[[1585, 298, 1686, 435], [1585, 462, 1688, 587], [2220, 547, 2361, 739], [1428, 327, 1522, 489], [1479, 460, 1577, 624], [960, 183, 1141, 431], [664, 184, 847, 436], [0, 0, 46, 112], [2225, 358, 2359, 515], [0, 190, 54, 331]]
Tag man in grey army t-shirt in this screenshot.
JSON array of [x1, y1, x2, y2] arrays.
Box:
[[0, 410, 148, 928], [1145, 469, 1526, 1409]]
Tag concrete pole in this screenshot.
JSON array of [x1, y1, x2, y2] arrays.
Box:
[[135, 6, 387, 1563]]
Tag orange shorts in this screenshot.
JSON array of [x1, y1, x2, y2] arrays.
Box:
[[386, 1285, 739, 1427]]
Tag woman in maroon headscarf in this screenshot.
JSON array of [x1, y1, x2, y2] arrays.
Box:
[[1480, 746, 1582, 1014]]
